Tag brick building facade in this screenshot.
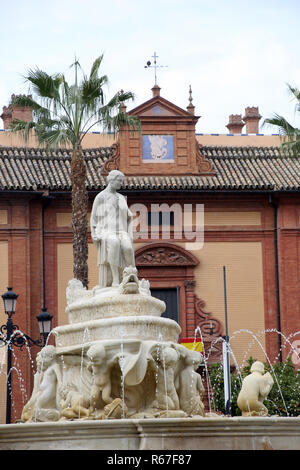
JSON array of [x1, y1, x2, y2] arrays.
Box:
[[0, 86, 300, 422]]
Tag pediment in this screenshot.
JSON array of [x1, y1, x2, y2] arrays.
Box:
[[118, 86, 203, 176], [129, 96, 199, 121], [135, 242, 199, 267]]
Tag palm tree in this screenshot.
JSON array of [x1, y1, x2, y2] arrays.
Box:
[[9, 55, 140, 288], [263, 84, 300, 155]]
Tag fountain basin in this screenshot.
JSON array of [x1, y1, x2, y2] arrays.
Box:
[[1, 417, 300, 450], [53, 315, 181, 348]]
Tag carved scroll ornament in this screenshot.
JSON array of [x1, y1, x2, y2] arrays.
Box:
[[102, 143, 120, 175], [135, 243, 199, 267], [194, 296, 222, 337], [194, 295, 223, 363], [196, 142, 215, 175]]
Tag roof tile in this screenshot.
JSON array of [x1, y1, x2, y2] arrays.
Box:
[[0, 145, 300, 192]]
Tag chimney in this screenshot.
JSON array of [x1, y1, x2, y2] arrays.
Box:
[[151, 84, 161, 98], [1, 94, 33, 129], [243, 106, 261, 134], [226, 114, 244, 134], [1, 106, 12, 129]]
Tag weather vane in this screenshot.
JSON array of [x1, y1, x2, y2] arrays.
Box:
[[144, 52, 168, 85]]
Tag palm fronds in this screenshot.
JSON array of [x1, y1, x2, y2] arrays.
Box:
[[263, 83, 300, 156], [8, 55, 140, 150], [8, 55, 140, 288]]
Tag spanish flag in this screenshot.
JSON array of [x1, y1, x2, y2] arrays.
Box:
[[180, 337, 203, 353]]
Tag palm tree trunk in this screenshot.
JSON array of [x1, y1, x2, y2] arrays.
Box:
[[71, 144, 89, 288]]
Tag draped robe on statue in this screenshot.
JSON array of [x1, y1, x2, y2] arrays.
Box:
[[90, 190, 134, 287]]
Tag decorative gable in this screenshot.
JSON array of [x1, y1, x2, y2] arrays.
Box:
[[110, 85, 214, 176], [129, 86, 197, 120], [139, 104, 177, 117]]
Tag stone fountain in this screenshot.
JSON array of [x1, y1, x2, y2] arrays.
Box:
[[21, 169, 205, 424], [1, 170, 300, 451]]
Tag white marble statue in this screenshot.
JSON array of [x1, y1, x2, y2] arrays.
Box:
[[21, 346, 62, 422], [87, 343, 116, 414], [237, 361, 274, 417], [90, 170, 135, 288], [175, 348, 205, 417], [152, 346, 180, 411], [59, 355, 92, 420]]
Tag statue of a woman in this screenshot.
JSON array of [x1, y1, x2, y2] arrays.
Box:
[[90, 170, 135, 288]]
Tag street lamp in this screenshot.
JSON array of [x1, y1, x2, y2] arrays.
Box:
[[36, 307, 53, 346], [1, 287, 53, 424], [2, 287, 18, 317]]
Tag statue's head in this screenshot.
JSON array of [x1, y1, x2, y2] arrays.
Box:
[[250, 361, 265, 374], [87, 343, 106, 362], [37, 345, 56, 369], [119, 266, 139, 294], [162, 346, 178, 366], [107, 170, 124, 190], [188, 350, 203, 368]]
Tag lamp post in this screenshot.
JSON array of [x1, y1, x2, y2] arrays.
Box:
[[1, 287, 53, 424]]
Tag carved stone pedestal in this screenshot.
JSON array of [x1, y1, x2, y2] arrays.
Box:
[[21, 276, 206, 423]]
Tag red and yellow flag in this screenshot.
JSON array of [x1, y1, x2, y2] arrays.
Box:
[[180, 337, 203, 353]]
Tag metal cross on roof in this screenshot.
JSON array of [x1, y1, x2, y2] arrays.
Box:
[[144, 52, 168, 85]]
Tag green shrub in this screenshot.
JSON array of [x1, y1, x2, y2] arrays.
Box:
[[208, 356, 300, 416]]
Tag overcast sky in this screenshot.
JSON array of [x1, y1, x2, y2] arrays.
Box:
[[0, 0, 299, 133]]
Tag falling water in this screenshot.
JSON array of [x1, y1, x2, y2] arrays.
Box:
[[119, 327, 126, 419], [1, 329, 45, 420], [157, 332, 169, 416], [161, 344, 169, 417], [265, 328, 300, 367], [238, 328, 300, 369], [78, 327, 92, 419], [7, 366, 28, 422], [193, 326, 212, 413], [0, 344, 6, 376], [154, 337, 161, 406], [194, 327, 293, 416], [229, 328, 289, 415], [9, 329, 37, 373]]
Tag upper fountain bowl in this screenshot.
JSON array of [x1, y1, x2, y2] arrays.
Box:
[[65, 279, 166, 324]]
